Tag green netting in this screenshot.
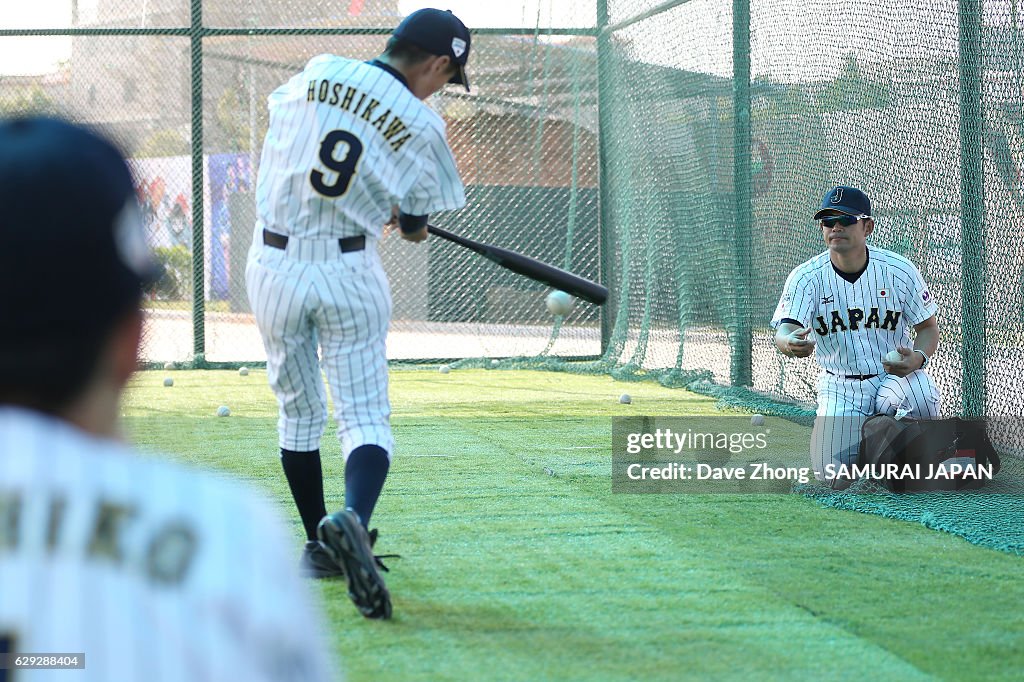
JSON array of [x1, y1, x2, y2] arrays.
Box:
[[590, 0, 1024, 416], [587, 0, 1024, 556], [796, 457, 1024, 556]]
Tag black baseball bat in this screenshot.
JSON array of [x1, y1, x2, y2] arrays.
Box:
[[426, 224, 608, 305]]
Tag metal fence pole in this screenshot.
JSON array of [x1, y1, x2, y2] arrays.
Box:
[[597, 0, 614, 356], [190, 0, 206, 364], [959, 0, 985, 417], [731, 0, 753, 387]]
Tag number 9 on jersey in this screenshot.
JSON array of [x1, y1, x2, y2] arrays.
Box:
[[310, 129, 363, 198]]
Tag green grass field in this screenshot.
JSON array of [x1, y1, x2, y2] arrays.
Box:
[[124, 369, 1024, 681]]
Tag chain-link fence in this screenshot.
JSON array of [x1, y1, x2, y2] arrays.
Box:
[[2, 0, 1021, 430], [0, 1, 601, 364]]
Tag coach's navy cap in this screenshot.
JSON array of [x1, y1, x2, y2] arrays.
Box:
[[813, 185, 872, 219], [0, 116, 162, 341], [394, 8, 471, 91]]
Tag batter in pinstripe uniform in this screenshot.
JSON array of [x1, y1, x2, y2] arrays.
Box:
[[246, 8, 471, 619], [772, 186, 941, 489]]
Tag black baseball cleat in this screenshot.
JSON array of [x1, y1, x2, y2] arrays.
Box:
[[317, 509, 393, 619], [299, 540, 345, 579]]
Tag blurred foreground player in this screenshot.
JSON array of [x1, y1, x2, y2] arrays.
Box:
[[0, 116, 336, 681]]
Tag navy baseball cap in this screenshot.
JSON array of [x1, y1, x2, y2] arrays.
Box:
[[394, 8, 471, 92], [0, 116, 162, 345], [813, 185, 872, 219]]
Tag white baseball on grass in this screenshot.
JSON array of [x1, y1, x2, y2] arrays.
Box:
[[163, 377, 174, 387], [546, 290, 574, 317], [619, 393, 632, 404], [751, 414, 765, 427], [238, 366, 249, 376], [885, 350, 903, 364], [217, 405, 231, 417], [439, 364, 451, 374]]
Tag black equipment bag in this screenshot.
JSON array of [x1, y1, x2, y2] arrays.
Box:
[[857, 416, 1001, 492]]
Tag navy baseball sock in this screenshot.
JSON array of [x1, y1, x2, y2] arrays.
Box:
[[345, 445, 390, 528], [280, 449, 327, 541]]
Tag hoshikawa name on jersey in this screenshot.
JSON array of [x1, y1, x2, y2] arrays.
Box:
[[305, 77, 413, 152]]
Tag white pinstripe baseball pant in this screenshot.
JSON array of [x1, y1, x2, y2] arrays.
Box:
[[811, 370, 940, 485], [246, 228, 394, 459]]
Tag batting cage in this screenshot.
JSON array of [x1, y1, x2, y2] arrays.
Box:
[[2, 0, 1023, 553]]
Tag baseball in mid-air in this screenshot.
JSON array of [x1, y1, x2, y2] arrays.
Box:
[[163, 361, 176, 370], [619, 393, 632, 404], [439, 364, 451, 374], [546, 290, 574, 317], [216, 405, 231, 417], [885, 350, 903, 364], [491, 359, 500, 367], [238, 366, 250, 376], [751, 414, 765, 427], [163, 377, 174, 387]]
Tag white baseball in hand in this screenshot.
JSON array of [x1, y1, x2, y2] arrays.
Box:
[[885, 350, 903, 364], [546, 290, 574, 317]]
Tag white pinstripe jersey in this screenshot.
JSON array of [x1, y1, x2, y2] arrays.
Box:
[[0, 408, 336, 682], [256, 54, 466, 241], [772, 246, 939, 376]]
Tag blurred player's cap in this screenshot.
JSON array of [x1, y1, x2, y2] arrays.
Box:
[[394, 8, 471, 92], [0, 116, 162, 341], [813, 185, 872, 219]]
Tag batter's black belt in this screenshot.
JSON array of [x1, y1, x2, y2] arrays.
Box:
[[263, 229, 365, 253], [826, 370, 878, 381]]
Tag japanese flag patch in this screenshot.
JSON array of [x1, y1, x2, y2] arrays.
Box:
[[878, 289, 888, 298]]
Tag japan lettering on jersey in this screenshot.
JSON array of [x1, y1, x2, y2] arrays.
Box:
[[772, 247, 939, 376], [0, 408, 336, 682], [256, 54, 466, 241]]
